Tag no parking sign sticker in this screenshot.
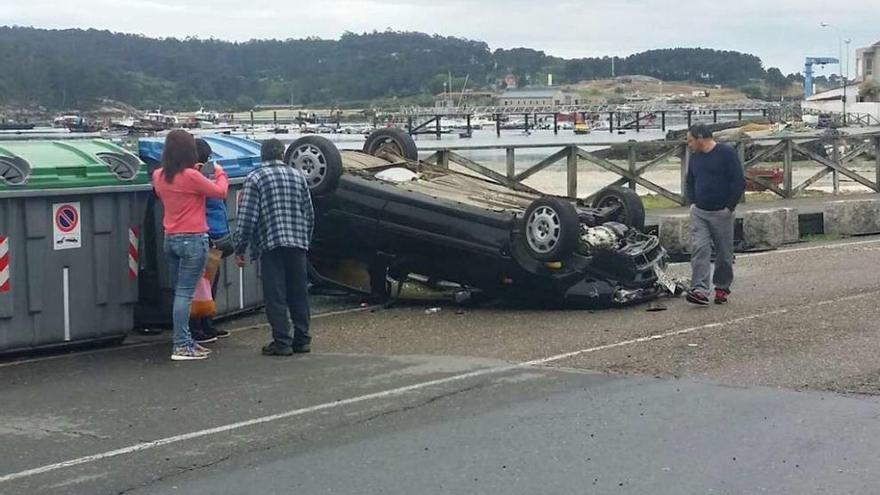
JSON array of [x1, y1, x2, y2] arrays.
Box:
[[53, 202, 82, 250]]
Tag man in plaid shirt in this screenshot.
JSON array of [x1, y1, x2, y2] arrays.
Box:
[[234, 138, 315, 356]]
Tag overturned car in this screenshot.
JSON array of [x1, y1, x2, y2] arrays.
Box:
[[286, 129, 676, 308]]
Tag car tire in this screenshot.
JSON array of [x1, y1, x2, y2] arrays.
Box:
[[591, 186, 645, 230], [284, 136, 343, 197], [363, 128, 419, 161], [520, 197, 579, 262]]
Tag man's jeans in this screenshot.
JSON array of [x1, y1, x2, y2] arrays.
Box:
[[164, 234, 209, 348], [690, 207, 735, 296], [260, 247, 311, 349]]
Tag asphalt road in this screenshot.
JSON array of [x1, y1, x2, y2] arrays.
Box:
[[4, 237, 880, 494]]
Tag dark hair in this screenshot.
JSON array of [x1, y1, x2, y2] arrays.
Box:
[[160, 130, 198, 183], [195, 138, 212, 163], [261, 138, 285, 162], [688, 124, 713, 139]]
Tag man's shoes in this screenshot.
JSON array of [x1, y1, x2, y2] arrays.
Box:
[[191, 330, 218, 344], [714, 288, 730, 305], [292, 344, 311, 354], [685, 289, 710, 306], [261, 342, 293, 356], [212, 329, 231, 339]]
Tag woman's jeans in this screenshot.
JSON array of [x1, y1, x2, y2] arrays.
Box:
[[164, 234, 209, 348]]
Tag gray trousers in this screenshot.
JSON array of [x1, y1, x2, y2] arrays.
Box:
[[260, 247, 311, 349], [690, 206, 735, 296]]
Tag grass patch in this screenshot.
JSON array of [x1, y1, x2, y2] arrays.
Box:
[[640, 189, 834, 211]]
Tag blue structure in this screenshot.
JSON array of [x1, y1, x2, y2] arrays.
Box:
[[804, 57, 839, 98], [138, 134, 262, 178]]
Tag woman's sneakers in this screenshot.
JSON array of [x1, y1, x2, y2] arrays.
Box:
[[171, 344, 209, 361]]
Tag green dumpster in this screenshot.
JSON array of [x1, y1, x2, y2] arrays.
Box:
[[0, 140, 149, 353]]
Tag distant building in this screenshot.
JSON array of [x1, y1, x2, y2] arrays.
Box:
[[434, 91, 497, 109], [691, 90, 710, 98], [498, 88, 580, 107], [856, 41, 880, 83]]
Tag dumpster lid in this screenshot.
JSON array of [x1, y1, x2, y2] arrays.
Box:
[[138, 135, 263, 178], [0, 139, 148, 189]]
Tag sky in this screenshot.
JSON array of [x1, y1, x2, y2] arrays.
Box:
[[2, 0, 878, 76]]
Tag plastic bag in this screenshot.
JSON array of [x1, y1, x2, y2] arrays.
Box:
[[190, 276, 216, 318], [204, 248, 223, 282]]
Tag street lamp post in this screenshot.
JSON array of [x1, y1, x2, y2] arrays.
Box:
[[820, 22, 849, 125]]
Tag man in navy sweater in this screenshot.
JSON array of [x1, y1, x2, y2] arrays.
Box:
[[685, 124, 746, 305]]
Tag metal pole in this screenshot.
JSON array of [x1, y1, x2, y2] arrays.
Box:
[[687, 110, 692, 129], [524, 114, 529, 133], [407, 116, 413, 135], [435, 116, 441, 139], [496, 114, 501, 137], [738, 109, 743, 121], [273, 111, 277, 127], [635, 112, 641, 133], [466, 114, 472, 135], [713, 110, 718, 123], [609, 112, 614, 133], [553, 113, 558, 135], [661, 111, 666, 132], [250, 111, 254, 127]]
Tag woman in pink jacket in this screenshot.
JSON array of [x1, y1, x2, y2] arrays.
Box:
[[152, 130, 229, 361]]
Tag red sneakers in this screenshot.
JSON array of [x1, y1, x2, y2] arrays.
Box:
[[686, 289, 710, 306], [714, 288, 730, 304]]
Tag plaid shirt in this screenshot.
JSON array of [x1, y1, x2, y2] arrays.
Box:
[[234, 160, 314, 260]]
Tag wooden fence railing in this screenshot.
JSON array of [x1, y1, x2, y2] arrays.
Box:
[[419, 132, 880, 205]]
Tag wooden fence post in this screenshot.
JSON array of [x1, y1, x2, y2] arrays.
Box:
[[680, 144, 690, 205], [567, 145, 578, 198], [783, 138, 793, 198], [875, 136, 880, 192], [627, 142, 637, 191], [506, 148, 516, 179], [832, 138, 841, 195], [438, 149, 449, 169], [737, 141, 747, 203]]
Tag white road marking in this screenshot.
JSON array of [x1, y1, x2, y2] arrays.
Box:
[[2, 289, 877, 484]]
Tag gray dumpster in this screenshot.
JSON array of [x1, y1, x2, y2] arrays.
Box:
[[136, 135, 265, 327], [0, 140, 149, 353]]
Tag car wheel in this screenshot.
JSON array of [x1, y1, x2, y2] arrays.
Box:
[[284, 136, 343, 197], [520, 197, 579, 262], [591, 185, 646, 230], [363, 128, 419, 161]]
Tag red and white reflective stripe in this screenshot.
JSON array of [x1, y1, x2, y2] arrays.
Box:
[[0, 236, 9, 293], [128, 228, 139, 280]]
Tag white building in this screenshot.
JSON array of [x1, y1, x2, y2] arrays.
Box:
[[498, 88, 580, 108]]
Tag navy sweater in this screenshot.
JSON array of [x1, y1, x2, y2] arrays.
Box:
[[686, 143, 746, 211]]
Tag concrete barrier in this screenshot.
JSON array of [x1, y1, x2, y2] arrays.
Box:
[[740, 209, 786, 251], [823, 199, 880, 236], [658, 214, 691, 255], [781, 207, 800, 244]]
